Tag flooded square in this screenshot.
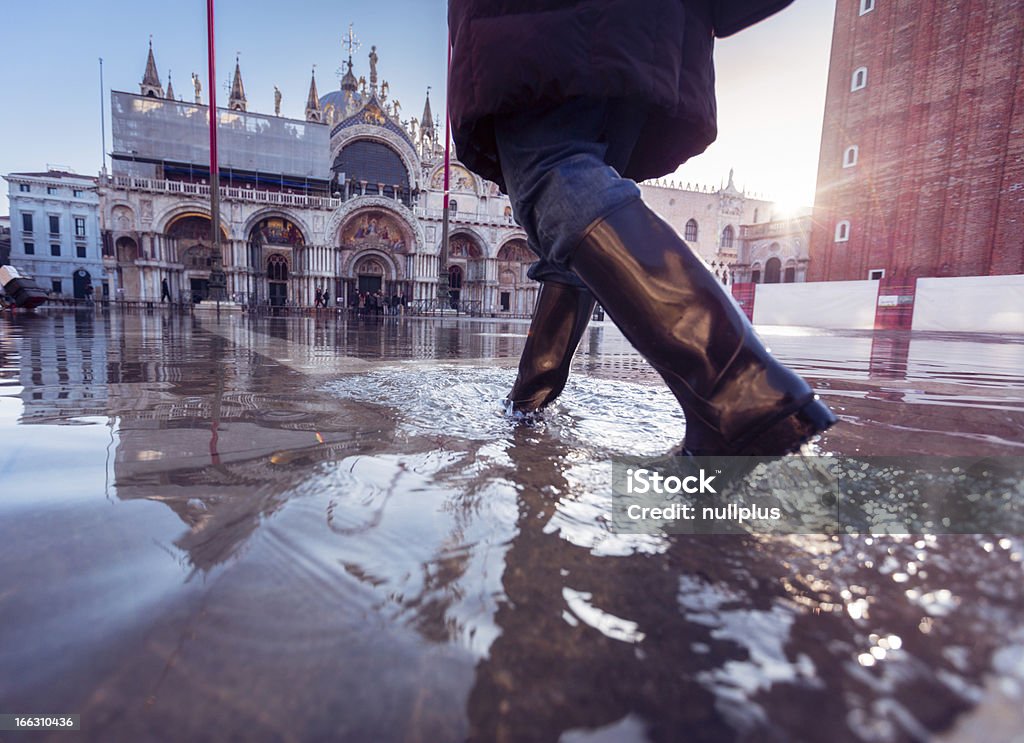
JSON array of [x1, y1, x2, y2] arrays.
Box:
[[1, 310, 1023, 742]]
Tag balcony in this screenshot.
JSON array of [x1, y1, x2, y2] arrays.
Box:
[[106, 175, 343, 211], [413, 206, 517, 228]]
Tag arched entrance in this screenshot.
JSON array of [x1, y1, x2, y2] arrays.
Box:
[[73, 269, 92, 300], [448, 234, 485, 310], [339, 209, 410, 305], [354, 256, 386, 295], [248, 215, 305, 306], [496, 238, 534, 314], [765, 256, 782, 284], [115, 237, 140, 299], [448, 264, 463, 308], [267, 254, 289, 306], [167, 214, 228, 303]]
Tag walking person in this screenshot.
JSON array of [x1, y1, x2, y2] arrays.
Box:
[[448, 0, 836, 456], [161, 277, 171, 303]]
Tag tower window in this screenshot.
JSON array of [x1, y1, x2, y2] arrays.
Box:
[[860, 0, 875, 15], [851, 67, 868, 91], [835, 220, 851, 242], [685, 218, 698, 241], [720, 225, 734, 249], [843, 145, 859, 168], [869, 269, 885, 280]]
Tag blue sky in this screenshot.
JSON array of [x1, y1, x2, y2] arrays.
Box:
[[1, 0, 836, 216]]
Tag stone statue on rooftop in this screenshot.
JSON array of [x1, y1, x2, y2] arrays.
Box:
[[192, 72, 202, 104], [274, 86, 281, 115]]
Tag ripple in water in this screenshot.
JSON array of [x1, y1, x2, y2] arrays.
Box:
[[326, 364, 686, 457]]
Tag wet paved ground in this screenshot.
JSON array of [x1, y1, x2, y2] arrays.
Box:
[[1, 309, 1023, 742]]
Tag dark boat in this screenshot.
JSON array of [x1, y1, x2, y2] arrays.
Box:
[[0, 265, 48, 310]]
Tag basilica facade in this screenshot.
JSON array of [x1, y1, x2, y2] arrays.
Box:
[[11, 39, 793, 313]]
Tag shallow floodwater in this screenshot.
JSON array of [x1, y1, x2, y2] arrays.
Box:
[[1, 310, 1023, 742]]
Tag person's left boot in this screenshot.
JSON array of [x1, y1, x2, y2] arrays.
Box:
[[505, 281, 596, 415]]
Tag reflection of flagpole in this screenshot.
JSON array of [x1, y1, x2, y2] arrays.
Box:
[[437, 33, 452, 309]]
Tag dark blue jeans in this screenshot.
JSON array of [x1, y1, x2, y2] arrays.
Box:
[[493, 98, 649, 288]]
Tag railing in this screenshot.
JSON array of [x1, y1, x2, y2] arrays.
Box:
[[740, 216, 812, 240], [406, 298, 485, 316], [413, 206, 517, 228], [107, 175, 343, 210]]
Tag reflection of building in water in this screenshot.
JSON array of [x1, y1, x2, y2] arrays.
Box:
[[16, 313, 111, 422]]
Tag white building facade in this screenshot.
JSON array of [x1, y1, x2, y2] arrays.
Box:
[[4, 171, 105, 298]]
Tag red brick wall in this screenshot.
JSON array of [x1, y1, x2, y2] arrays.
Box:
[[808, 0, 1024, 282]]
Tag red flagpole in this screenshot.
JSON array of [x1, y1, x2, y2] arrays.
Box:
[[206, 0, 220, 235], [443, 32, 451, 212], [438, 32, 453, 308]]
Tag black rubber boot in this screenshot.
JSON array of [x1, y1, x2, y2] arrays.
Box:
[[505, 281, 596, 414], [568, 199, 836, 455]]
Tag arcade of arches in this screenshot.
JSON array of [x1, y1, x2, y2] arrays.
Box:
[[114, 206, 539, 312]]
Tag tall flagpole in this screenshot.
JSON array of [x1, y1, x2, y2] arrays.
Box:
[[437, 33, 452, 311], [99, 58, 107, 175], [206, 0, 226, 305]]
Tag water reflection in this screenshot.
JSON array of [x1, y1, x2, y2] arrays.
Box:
[[0, 312, 1023, 741]]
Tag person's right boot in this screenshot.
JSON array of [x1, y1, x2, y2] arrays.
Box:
[[568, 199, 836, 456], [505, 281, 596, 415]]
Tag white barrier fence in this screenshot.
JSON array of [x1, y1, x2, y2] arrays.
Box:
[[746, 274, 1024, 333], [913, 275, 1024, 333]]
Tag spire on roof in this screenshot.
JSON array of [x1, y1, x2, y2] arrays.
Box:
[[228, 54, 247, 111], [340, 57, 358, 93], [420, 87, 434, 139], [306, 67, 323, 123], [140, 37, 165, 98], [340, 23, 360, 93], [165, 70, 175, 101]]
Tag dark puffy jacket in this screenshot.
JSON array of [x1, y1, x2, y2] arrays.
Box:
[[448, 0, 793, 190]]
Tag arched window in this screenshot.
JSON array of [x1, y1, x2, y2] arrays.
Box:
[[332, 140, 411, 204], [448, 199, 458, 214], [267, 254, 289, 281], [765, 257, 782, 284], [685, 219, 698, 242], [835, 220, 851, 242], [448, 264, 463, 290], [720, 225, 734, 249], [784, 266, 796, 283], [851, 67, 868, 91], [843, 146, 859, 168]]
